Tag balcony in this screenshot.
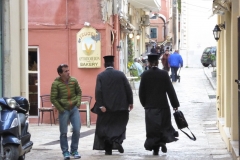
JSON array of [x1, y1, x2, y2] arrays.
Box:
[[128, 0, 160, 12]]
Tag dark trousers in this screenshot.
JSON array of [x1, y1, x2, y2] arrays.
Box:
[[170, 67, 179, 82]]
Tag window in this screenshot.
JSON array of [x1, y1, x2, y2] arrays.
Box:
[[150, 16, 157, 19], [150, 28, 157, 38], [28, 47, 39, 116]]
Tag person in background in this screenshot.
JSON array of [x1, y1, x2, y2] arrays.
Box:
[[160, 45, 165, 55], [156, 47, 162, 59], [150, 46, 157, 54], [139, 53, 179, 155], [92, 55, 133, 155], [131, 58, 144, 77], [161, 49, 170, 72], [144, 60, 150, 70], [168, 50, 183, 82], [50, 64, 82, 160]]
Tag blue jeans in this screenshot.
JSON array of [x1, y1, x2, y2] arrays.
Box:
[[59, 106, 81, 154], [170, 67, 179, 82]]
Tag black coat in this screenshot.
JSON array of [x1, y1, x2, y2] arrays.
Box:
[[92, 67, 133, 150], [139, 67, 179, 109], [94, 67, 133, 112], [139, 67, 179, 151]]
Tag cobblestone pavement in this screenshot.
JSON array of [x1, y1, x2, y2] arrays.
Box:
[[26, 67, 232, 160]]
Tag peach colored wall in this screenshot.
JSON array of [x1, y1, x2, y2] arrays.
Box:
[[150, 0, 170, 43], [150, 19, 165, 42], [28, 0, 119, 125], [161, 0, 169, 20]]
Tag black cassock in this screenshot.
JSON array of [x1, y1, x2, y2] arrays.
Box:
[[91, 67, 133, 150], [139, 67, 179, 151]]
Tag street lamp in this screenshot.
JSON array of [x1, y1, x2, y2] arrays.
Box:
[[136, 34, 140, 39], [213, 22, 225, 41], [213, 25, 221, 41], [136, 30, 141, 39], [129, 32, 133, 38]]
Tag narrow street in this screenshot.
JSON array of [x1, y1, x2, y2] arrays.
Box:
[[26, 67, 232, 160]]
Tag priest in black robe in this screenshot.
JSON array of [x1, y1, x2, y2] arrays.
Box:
[[139, 53, 180, 155], [91, 55, 133, 155]]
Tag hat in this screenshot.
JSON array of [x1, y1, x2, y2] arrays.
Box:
[[147, 53, 159, 63], [103, 55, 114, 63]]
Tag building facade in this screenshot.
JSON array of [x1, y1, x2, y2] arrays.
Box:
[[149, 0, 171, 50], [209, 0, 239, 159], [1, 0, 28, 98], [179, 0, 217, 68], [28, 0, 160, 124]]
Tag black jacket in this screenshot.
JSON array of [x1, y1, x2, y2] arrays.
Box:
[[94, 67, 133, 112], [139, 67, 179, 109]]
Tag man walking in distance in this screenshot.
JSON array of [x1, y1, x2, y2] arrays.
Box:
[[139, 54, 180, 155], [91, 55, 133, 155], [50, 64, 82, 160], [161, 49, 170, 73], [168, 50, 183, 82]]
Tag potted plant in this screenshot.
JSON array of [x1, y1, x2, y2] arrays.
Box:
[[210, 54, 216, 77]]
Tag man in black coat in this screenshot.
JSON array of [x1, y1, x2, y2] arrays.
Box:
[[139, 53, 179, 155], [91, 55, 133, 155]]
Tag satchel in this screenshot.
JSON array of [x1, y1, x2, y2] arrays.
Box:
[[173, 110, 196, 141]]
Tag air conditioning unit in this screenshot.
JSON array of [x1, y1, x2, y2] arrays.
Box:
[[141, 15, 150, 26]]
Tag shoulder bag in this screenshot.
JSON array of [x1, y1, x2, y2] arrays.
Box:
[[173, 110, 196, 141]]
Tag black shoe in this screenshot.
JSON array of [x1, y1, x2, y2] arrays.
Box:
[[104, 140, 113, 155], [173, 131, 179, 137], [116, 143, 124, 153], [153, 149, 159, 155], [105, 151, 112, 155], [161, 145, 167, 153]]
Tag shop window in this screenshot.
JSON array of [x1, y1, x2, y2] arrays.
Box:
[[29, 51, 38, 71], [150, 28, 157, 38], [28, 48, 38, 116]]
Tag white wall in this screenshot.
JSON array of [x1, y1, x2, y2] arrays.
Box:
[[180, 0, 217, 68]]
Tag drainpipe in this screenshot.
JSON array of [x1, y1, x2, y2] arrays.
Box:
[[66, 0, 70, 69], [2, 0, 11, 97], [113, 0, 120, 70]]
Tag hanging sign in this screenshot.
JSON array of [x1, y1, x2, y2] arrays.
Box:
[[77, 27, 101, 68]]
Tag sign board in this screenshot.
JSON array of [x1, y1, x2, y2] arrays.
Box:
[[77, 27, 101, 68]]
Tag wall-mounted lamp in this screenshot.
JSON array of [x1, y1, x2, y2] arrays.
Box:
[[213, 22, 225, 41], [136, 30, 141, 39], [136, 34, 140, 39], [129, 32, 134, 38], [116, 45, 121, 51]]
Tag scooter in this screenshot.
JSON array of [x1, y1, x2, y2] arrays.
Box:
[[0, 96, 33, 160]]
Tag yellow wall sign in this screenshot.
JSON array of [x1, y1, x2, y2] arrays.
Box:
[[77, 27, 101, 68]]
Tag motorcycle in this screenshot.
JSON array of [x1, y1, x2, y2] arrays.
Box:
[[0, 96, 33, 160]]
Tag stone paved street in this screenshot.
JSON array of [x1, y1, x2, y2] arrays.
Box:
[[26, 67, 232, 160]]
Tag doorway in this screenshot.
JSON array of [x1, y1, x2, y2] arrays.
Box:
[[28, 48, 39, 116]]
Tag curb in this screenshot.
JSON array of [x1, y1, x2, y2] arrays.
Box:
[[203, 68, 216, 90]]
